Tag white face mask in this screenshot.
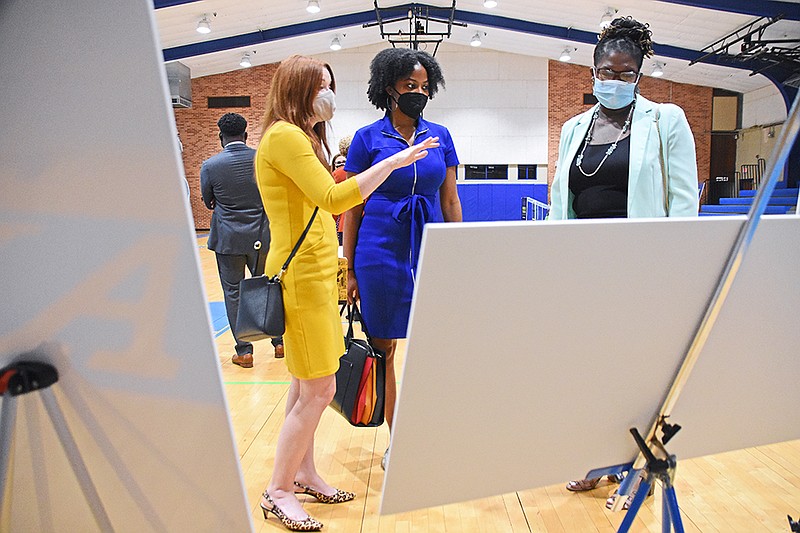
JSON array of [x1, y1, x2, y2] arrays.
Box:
[[313, 88, 336, 122], [593, 78, 637, 110]]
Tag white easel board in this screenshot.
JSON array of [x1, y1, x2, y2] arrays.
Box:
[[0, 1, 252, 531], [382, 216, 800, 515]]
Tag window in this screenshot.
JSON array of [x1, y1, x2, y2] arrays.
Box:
[[464, 164, 508, 180], [207, 96, 251, 108], [517, 165, 539, 180]]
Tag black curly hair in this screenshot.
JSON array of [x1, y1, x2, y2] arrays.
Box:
[[217, 113, 247, 137], [594, 16, 654, 71], [366, 48, 445, 111]]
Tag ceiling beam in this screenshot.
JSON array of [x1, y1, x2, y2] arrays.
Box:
[[163, 5, 464, 62], [459, 9, 799, 102], [153, 0, 201, 8], [163, 9, 386, 61], [153, 0, 800, 21], [161, 5, 790, 93], [153, 0, 200, 9], [654, 0, 800, 21], [452, 10, 776, 72]]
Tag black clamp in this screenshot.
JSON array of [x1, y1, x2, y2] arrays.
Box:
[[0, 361, 59, 397], [630, 426, 678, 484]]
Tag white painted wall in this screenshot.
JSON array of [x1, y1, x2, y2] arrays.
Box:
[[318, 41, 785, 183], [741, 84, 788, 129], [317, 42, 549, 169], [736, 124, 783, 177]]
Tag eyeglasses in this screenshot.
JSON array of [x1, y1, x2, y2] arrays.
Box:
[[594, 67, 640, 84]]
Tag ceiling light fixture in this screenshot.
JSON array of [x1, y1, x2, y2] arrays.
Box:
[[600, 7, 617, 29], [483, 0, 498, 7], [651, 61, 664, 77], [330, 35, 342, 51], [240, 53, 252, 68], [196, 15, 212, 34], [306, 0, 320, 14], [559, 47, 575, 62], [470, 32, 483, 47]]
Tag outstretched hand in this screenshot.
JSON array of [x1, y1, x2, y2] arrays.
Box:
[[391, 136, 440, 169]]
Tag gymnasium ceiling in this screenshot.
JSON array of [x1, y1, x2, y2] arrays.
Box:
[[154, 0, 800, 98]]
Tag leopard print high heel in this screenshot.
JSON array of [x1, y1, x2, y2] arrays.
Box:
[[294, 481, 355, 504], [260, 491, 323, 531]]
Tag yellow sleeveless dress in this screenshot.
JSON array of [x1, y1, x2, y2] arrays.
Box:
[[255, 121, 363, 379]]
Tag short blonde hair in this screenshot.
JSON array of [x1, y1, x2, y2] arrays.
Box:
[[338, 135, 352, 157]]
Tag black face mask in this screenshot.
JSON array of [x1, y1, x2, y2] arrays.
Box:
[[393, 92, 428, 119]]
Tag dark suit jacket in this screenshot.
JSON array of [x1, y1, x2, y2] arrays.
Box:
[[200, 142, 269, 254]]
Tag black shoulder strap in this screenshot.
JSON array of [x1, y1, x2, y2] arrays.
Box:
[[275, 207, 319, 281]]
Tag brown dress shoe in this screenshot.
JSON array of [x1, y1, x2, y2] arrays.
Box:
[[231, 353, 253, 368], [274, 344, 284, 359]]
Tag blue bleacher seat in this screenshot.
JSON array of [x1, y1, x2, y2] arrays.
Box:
[[702, 186, 797, 216], [700, 204, 790, 215], [720, 197, 797, 206], [739, 188, 799, 198]]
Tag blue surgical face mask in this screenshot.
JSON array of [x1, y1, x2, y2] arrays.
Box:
[[593, 78, 637, 110]]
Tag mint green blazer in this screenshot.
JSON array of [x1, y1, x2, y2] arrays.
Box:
[[549, 95, 699, 219]]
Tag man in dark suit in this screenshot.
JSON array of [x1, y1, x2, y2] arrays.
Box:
[[201, 113, 283, 368]]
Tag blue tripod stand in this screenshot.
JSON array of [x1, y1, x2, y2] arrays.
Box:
[[595, 92, 800, 533], [617, 426, 684, 533]]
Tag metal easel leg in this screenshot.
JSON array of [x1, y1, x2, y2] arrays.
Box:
[[616, 427, 684, 533], [662, 484, 671, 533], [0, 361, 114, 532], [610, 468, 640, 512], [616, 476, 652, 533], [39, 387, 114, 532], [0, 396, 18, 513], [663, 484, 685, 533]]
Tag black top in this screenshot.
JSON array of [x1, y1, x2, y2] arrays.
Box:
[[569, 135, 630, 219]]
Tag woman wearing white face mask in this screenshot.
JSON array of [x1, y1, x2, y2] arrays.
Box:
[[551, 17, 698, 510], [549, 16, 698, 220], [254, 55, 438, 531]]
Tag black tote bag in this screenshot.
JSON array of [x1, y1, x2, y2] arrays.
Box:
[[236, 275, 284, 341], [330, 303, 386, 427]]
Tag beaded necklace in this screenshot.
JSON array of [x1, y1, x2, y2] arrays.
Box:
[[575, 101, 635, 178]]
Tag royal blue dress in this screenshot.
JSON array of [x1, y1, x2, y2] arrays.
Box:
[[345, 114, 459, 338]]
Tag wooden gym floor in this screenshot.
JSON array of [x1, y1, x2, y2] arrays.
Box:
[[197, 234, 800, 532]]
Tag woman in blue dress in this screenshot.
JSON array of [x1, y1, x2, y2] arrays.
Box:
[[343, 48, 462, 469]]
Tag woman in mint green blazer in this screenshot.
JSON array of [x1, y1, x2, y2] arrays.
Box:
[[549, 18, 698, 221], [555, 15, 699, 507]]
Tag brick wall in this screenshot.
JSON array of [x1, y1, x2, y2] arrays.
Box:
[[547, 60, 713, 197], [175, 62, 278, 229], [177, 58, 712, 228]]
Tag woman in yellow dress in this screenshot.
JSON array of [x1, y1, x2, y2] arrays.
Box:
[[254, 55, 438, 532]]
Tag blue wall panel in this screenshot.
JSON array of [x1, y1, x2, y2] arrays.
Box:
[[457, 183, 548, 221]]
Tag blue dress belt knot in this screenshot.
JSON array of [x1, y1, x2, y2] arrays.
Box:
[[385, 192, 436, 271]]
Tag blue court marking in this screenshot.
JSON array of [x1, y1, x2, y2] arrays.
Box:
[[208, 301, 230, 338]]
